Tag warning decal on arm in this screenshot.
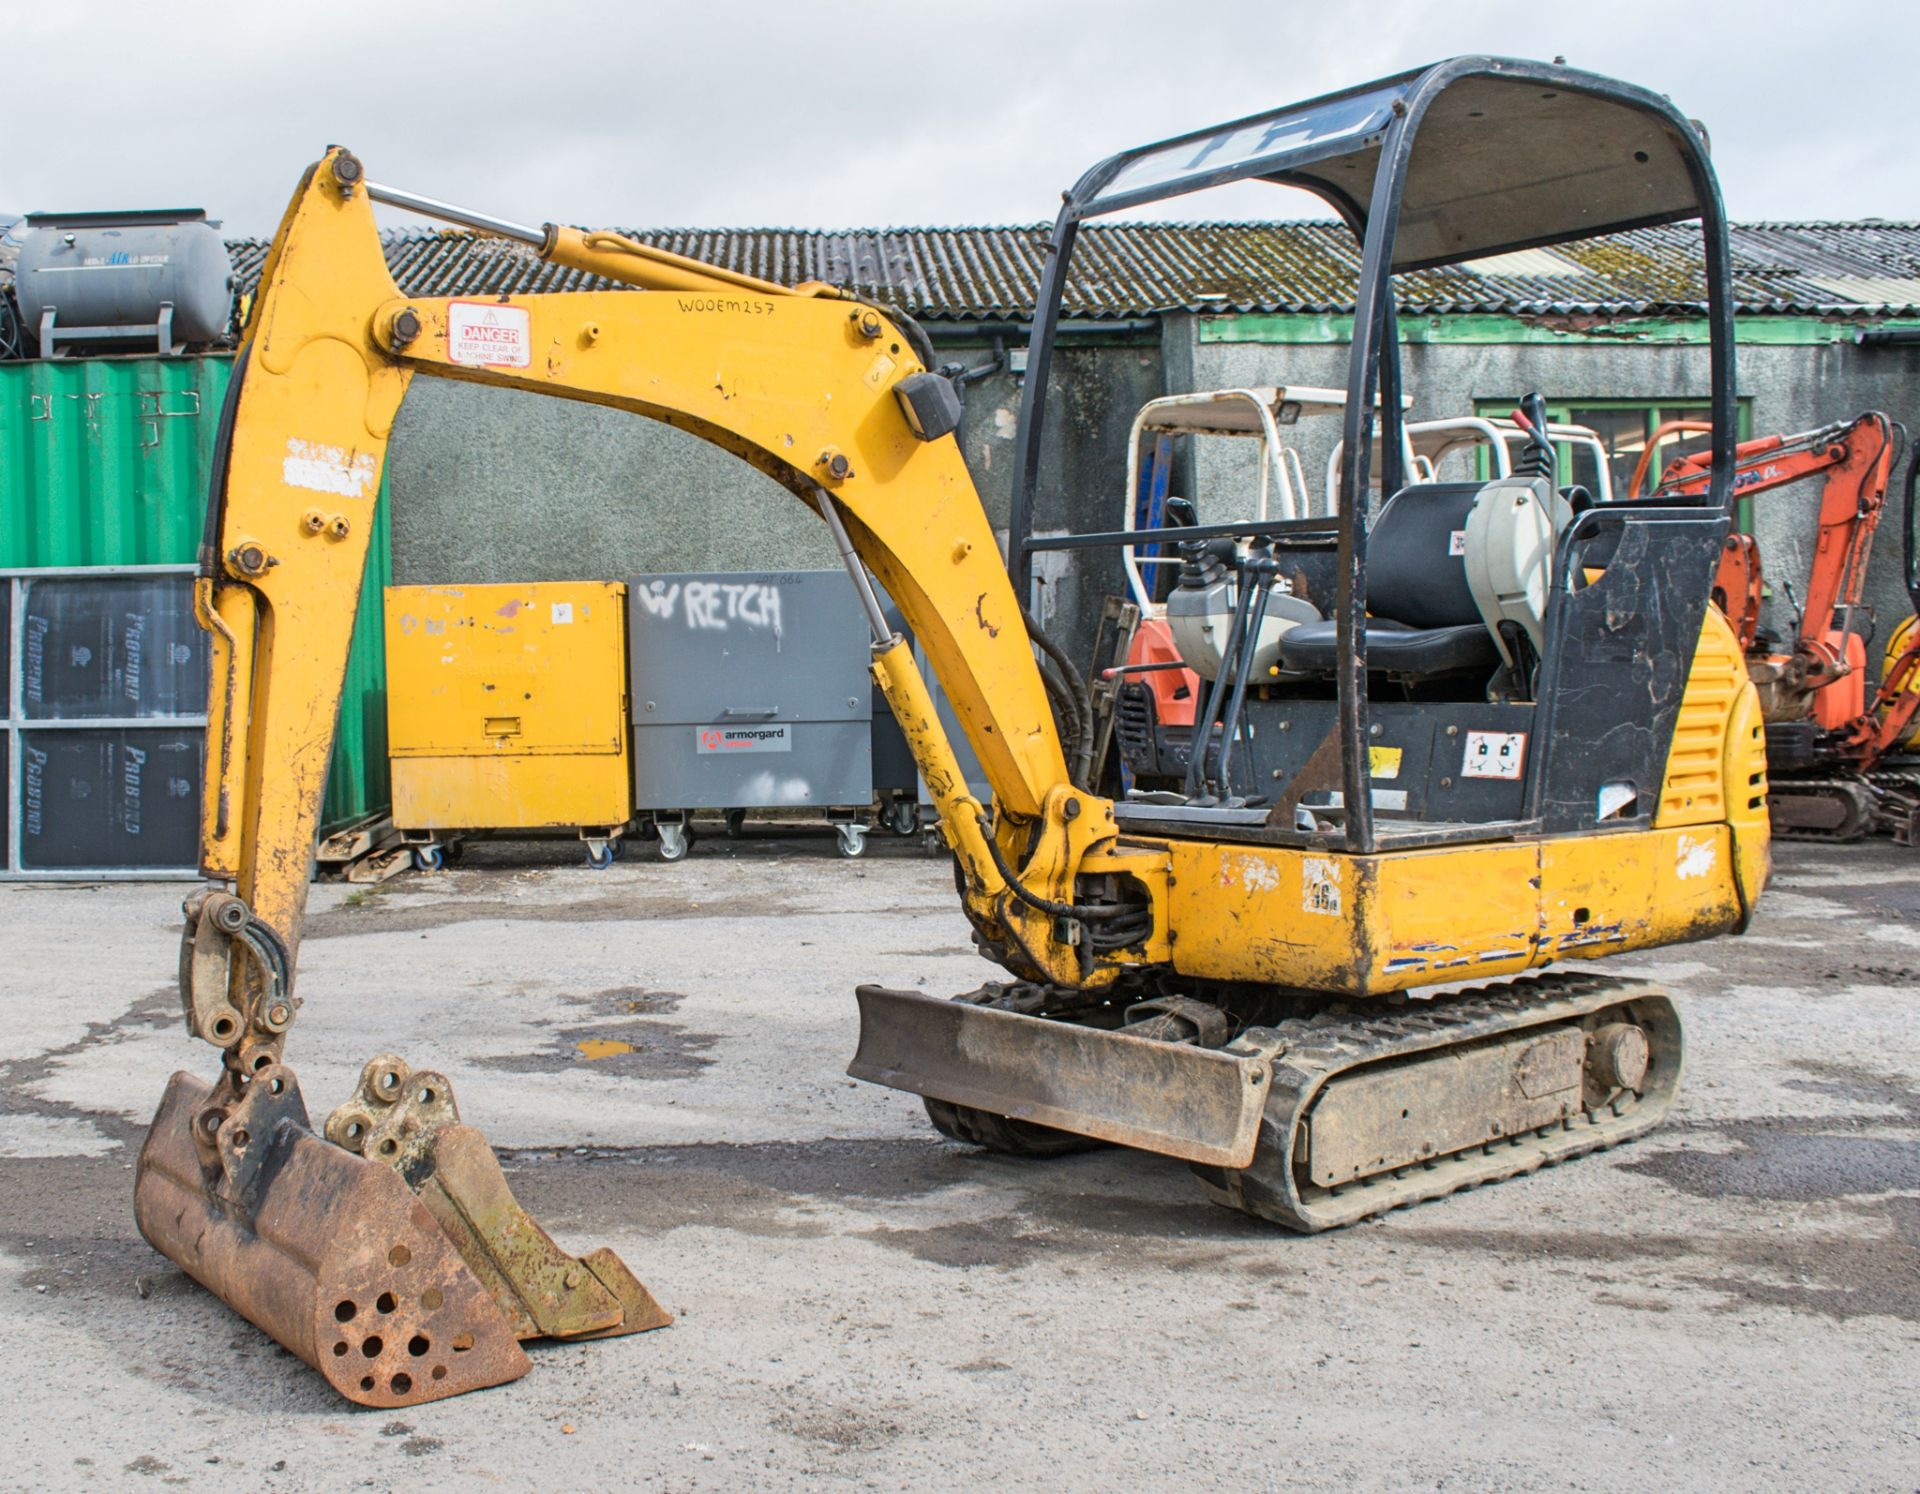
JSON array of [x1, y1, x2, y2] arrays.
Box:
[[448, 301, 532, 368]]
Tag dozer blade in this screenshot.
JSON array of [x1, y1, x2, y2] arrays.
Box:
[[135, 1061, 668, 1409], [849, 984, 1273, 1167]]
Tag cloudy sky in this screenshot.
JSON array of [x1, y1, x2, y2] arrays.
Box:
[[5, 0, 1910, 236]]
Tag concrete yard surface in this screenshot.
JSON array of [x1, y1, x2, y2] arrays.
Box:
[[1, 835, 1915, 1490]]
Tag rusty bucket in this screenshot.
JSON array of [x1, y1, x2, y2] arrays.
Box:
[[135, 1060, 669, 1408]]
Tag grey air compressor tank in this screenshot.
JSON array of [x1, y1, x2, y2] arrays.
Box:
[[15, 210, 234, 355]]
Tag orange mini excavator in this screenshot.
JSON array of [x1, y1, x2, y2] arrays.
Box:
[[1641, 412, 1920, 838]]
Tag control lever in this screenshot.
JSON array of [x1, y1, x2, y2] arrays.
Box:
[[1214, 543, 1280, 800], [1510, 394, 1557, 486]]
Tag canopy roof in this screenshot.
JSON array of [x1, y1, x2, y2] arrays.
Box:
[[1071, 57, 1709, 272]]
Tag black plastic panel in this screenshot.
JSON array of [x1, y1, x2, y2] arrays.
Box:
[[19, 575, 208, 721], [1530, 511, 1727, 833], [17, 727, 202, 871], [1233, 697, 1533, 824]]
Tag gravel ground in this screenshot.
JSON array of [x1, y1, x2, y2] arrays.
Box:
[[0, 833, 1915, 1491]]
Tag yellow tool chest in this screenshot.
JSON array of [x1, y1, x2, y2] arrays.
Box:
[[384, 582, 631, 855]]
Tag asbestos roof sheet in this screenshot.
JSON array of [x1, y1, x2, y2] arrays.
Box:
[[225, 220, 1920, 321]]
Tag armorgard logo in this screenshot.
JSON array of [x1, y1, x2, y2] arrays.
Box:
[[695, 723, 792, 754]]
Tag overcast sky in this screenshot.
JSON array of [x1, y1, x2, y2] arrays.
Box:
[[5, 1, 1911, 237]]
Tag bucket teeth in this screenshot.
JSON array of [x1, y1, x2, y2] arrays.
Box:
[[134, 1060, 667, 1408]]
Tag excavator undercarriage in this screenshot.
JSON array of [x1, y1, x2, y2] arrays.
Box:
[[857, 973, 1678, 1231]]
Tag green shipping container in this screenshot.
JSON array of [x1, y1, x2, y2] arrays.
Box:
[[0, 353, 390, 832]]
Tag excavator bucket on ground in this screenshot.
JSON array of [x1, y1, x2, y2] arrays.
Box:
[[135, 1053, 669, 1409]]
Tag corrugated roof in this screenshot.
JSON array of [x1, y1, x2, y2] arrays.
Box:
[[225, 220, 1920, 321]]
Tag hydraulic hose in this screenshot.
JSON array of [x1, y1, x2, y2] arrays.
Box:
[[1019, 603, 1094, 787], [1034, 651, 1085, 775], [974, 813, 1132, 923]]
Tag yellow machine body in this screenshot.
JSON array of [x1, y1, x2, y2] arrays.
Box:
[[1091, 607, 1769, 995], [385, 581, 631, 832]]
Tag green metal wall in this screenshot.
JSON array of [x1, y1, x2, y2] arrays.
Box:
[[0, 355, 228, 566], [324, 498, 392, 828], [0, 354, 390, 831]]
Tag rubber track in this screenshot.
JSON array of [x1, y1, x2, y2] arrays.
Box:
[[1769, 777, 1875, 842], [1770, 771, 1920, 843], [1194, 971, 1681, 1231]]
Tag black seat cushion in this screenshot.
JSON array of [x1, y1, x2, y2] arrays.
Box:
[[1368, 481, 1485, 628], [1272, 482, 1500, 681], [1279, 617, 1500, 677]]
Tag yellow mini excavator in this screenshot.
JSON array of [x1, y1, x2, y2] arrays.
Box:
[[137, 56, 1767, 1408]]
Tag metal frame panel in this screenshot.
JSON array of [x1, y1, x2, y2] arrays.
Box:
[[0, 562, 204, 880]]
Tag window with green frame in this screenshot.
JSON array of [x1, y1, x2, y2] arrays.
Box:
[[1471, 397, 1752, 508]]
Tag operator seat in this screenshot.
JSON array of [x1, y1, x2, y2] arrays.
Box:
[[1278, 482, 1503, 678]]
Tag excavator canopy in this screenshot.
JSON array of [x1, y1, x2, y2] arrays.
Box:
[[1069, 58, 1710, 269], [1010, 56, 1737, 852]]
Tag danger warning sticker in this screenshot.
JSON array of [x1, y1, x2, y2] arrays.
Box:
[[448, 301, 531, 368]]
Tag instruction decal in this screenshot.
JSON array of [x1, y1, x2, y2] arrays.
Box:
[[283, 437, 376, 498], [1368, 745, 1403, 780], [1448, 530, 1467, 556], [448, 301, 531, 368], [1462, 729, 1526, 780], [1302, 856, 1343, 917], [550, 602, 574, 626], [698, 723, 792, 754]]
